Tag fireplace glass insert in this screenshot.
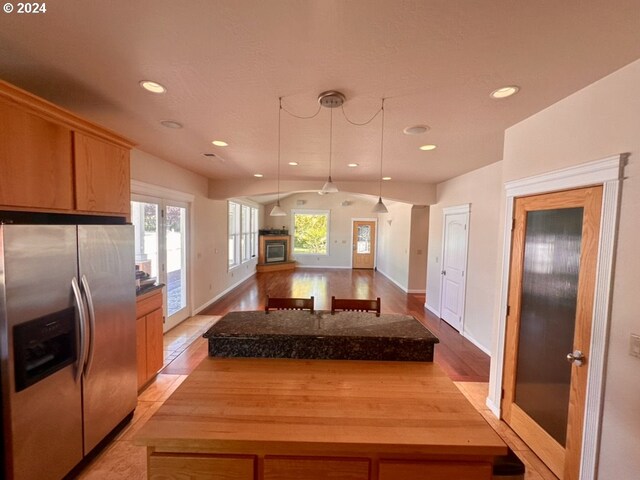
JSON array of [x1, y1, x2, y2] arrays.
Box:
[[265, 241, 286, 263]]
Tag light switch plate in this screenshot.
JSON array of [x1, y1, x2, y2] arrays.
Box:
[[630, 334, 640, 359]]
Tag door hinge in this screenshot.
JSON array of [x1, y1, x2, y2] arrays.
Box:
[[506, 305, 510, 316], [511, 218, 515, 230], [501, 388, 505, 400], [161, 209, 165, 218]]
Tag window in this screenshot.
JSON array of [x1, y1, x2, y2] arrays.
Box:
[[228, 201, 258, 268], [292, 210, 329, 255]]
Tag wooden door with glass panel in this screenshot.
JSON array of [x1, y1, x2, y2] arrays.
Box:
[[352, 220, 376, 269], [502, 186, 602, 480]]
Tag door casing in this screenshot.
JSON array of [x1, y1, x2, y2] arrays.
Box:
[[349, 218, 378, 269]]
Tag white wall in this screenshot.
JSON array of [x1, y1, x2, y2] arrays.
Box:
[[263, 192, 378, 268], [130, 149, 260, 316], [376, 202, 413, 291], [426, 161, 503, 353], [408, 206, 429, 293], [500, 59, 640, 479]]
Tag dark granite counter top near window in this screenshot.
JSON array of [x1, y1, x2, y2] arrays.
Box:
[[203, 310, 439, 362], [136, 283, 164, 297]]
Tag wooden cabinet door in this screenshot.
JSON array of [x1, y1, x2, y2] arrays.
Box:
[[136, 315, 147, 390], [264, 457, 370, 480], [74, 131, 130, 215], [146, 308, 164, 379], [0, 101, 73, 210], [149, 454, 255, 480], [379, 461, 492, 480]]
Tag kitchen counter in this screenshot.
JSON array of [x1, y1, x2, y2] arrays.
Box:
[[134, 357, 507, 480], [136, 282, 164, 297], [203, 310, 439, 361]]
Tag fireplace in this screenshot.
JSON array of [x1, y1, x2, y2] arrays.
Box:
[[265, 241, 286, 263]]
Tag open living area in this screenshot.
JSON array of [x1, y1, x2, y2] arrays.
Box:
[[1, 2, 639, 480]]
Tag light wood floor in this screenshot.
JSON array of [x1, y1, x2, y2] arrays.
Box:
[[76, 268, 558, 479]]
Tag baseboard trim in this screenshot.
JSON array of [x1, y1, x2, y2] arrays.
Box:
[[376, 269, 409, 293], [425, 302, 440, 317], [486, 397, 500, 418], [193, 272, 256, 314], [295, 265, 351, 269], [461, 330, 491, 356]]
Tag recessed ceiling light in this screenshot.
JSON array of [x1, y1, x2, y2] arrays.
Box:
[[139, 80, 166, 94], [160, 120, 183, 129], [347, 163, 359, 168], [254, 173, 263, 178], [490, 85, 520, 99], [382, 176, 392, 181], [419, 144, 437, 151], [403, 125, 430, 135], [288, 161, 299, 166], [212, 140, 228, 147]]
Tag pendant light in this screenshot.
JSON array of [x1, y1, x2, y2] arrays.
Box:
[[372, 98, 388, 214], [270, 97, 287, 216], [320, 92, 341, 193]]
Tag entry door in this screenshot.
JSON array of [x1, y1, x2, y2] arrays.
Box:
[[439, 208, 469, 331], [502, 186, 602, 480], [352, 220, 376, 269]]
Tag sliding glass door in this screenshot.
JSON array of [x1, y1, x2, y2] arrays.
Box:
[[132, 196, 190, 332]]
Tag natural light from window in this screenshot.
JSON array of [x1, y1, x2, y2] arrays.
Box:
[[292, 210, 329, 255]]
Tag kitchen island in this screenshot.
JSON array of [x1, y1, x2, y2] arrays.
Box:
[[204, 310, 439, 361], [134, 357, 507, 480]]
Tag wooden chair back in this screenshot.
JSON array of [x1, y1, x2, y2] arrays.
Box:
[[331, 296, 381, 316], [265, 295, 315, 314]]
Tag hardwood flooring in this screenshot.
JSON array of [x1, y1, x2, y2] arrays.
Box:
[[166, 268, 490, 382]]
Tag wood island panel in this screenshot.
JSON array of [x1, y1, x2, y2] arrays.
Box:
[[135, 358, 507, 479], [149, 453, 255, 480]]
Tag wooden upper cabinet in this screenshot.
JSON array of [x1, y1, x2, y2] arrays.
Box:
[[0, 100, 74, 210], [74, 132, 131, 215]]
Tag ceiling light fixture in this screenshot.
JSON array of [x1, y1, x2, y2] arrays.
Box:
[[160, 120, 183, 129], [372, 99, 389, 214], [490, 85, 520, 99], [288, 161, 299, 166], [270, 98, 287, 217], [139, 80, 166, 94], [382, 176, 391, 181], [403, 125, 430, 135], [419, 144, 437, 151], [348, 163, 359, 168], [254, 173, 263, 178], [212, 140, 228, 147], [319, 91, 344, 194]]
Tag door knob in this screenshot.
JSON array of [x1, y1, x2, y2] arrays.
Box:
[[441, 270, 446, 276], [566, 350, 585, 367]]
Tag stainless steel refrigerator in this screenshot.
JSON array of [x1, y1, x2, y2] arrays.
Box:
[[0, 223, 137, 480]]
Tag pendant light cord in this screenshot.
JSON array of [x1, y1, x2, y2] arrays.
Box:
[[329, 106, 333, 178], [277, 97, 282, 202], [379, 98, 385, 198]]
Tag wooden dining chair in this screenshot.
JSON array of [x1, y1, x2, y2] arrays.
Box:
[[265, 295, 315, 314], [331, 296, 381, 317]]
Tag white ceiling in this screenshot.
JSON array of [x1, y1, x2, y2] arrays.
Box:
[[1, 1, 640, 187]]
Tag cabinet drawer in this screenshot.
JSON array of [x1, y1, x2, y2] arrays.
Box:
[[149, 453, 255, 480], [264, 456, 370, 480], [379, 460, 492, 480], [136, 290, 163, 318]]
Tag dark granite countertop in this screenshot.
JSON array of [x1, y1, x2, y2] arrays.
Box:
[[203, 310, 438, 362], [136, 283, 164, 297]]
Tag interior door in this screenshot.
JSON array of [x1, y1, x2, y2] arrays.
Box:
[[352, 220, 376, 269], [502, 186, 602, 480], [439, 211, 469, 331]]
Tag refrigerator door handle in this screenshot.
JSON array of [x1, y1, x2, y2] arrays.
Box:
[[81, 274, 97, 377], [71, 276, 87, 383]]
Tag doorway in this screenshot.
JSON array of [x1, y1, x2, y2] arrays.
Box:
[[439, 204, 470, 332], [132, 196, 190, 332], [351, 220, 376, 269], [502, 186, 602, 480]]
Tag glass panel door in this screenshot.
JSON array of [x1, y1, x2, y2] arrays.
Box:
[[132, 200, 160, 280], [165, 204, 188, 328]]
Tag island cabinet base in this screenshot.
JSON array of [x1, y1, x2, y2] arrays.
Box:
[[135, 358, 506, 480], [147, 452, 493, 480]]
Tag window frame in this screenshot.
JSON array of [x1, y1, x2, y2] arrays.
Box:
[[228, 200, 259, 270], [291, 209, 331, 256]]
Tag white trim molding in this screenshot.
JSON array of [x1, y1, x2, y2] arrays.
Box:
[[377, 268, 409, 293], [425, 302, 440, 317], [131, 179, 195, 203], [488, 154, 626, 480]]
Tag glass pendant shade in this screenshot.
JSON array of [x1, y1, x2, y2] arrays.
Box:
[[372, 196, 388, 213], [321, 176, 339, 193], [270, 200, 287, 216]]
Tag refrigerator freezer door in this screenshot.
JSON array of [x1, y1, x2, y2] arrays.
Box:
[[78, 225, 137, 453], [0, 225, 83, 480]]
